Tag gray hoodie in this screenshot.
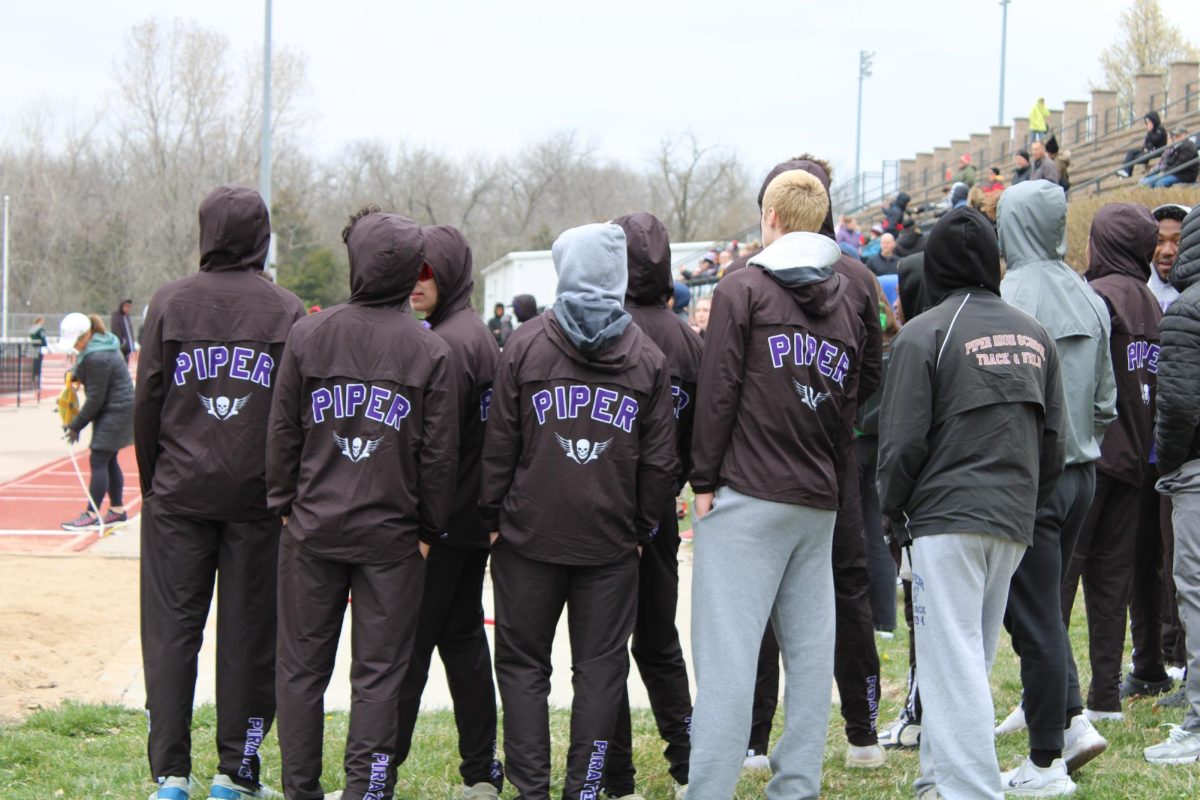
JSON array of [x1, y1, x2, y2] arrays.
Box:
[[998, 180, 1117, 466], [551, 223, 632, 354]]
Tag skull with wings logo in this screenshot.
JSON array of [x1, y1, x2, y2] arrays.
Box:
[[198, 393, 250, 421], [555, 433, 613, 465], [792, 379, 831, 412], [333, 432, 383, 463]]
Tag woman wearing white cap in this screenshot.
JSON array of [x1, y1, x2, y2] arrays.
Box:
[[58, 312, 135, 531]]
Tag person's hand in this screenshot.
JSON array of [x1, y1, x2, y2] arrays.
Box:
[[489, 531, 499, 546], [637, 545, 644, 557], [419, 541, 430, 560], [63, 427, 79, 444], [281, 515, 289, 527], [693, 492, 714, 520]]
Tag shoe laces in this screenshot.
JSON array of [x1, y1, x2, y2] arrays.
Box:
[[1164, 724, 1194, 743]]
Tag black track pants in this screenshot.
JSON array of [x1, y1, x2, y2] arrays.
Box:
[[1062, 472, 1141, 712], [608, 503, 692, 792], [492, 547, 638, 800], [140, 496, 280, 790], [857, 436, 897, 631], [275, 534, 425, 800], [1131, 482, 1187, 678], [395, 545, 502, 789], [1005, 464, 1094, 751], [748, 624, 780, 755]]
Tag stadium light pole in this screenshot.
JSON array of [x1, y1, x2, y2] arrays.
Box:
[[999, 0, 1011, 125], [2, 195, 9, 341], [260, 0, 275, 272], [855, 50, 874, 209]]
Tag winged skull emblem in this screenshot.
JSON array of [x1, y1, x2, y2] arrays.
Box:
[[792, 379, 831, 412], [333, 432, 383, 463], [199, 393, 250, 421], [555, 433, 613, 465]]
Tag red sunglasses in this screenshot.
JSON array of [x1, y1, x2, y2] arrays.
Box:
[[418, 263, 434, 282]]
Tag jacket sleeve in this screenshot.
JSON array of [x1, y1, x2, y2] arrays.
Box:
[[1156, 298, 1200, 475], [265, 333, 305, 518], [636, 360, 682, 542], [417, 346, 460, 543], [71, 359, 111, 433], [857, 280, 883, 404], [133, 298, 165, 495], [1037, 344, 1068, 507], [1093, 313, 1118, 442], [478, 342, 522, 532], [689, 281, 749, 494], [876, 328, 934, 526]]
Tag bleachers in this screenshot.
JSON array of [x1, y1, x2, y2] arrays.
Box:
[[835, 61, 1200, 225]]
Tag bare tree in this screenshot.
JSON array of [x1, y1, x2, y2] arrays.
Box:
[[650, 132, 750, 242], [1095, 0, 1199, 107]]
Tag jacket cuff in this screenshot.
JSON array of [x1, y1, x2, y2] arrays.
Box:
[[690, 481, 716, 495], [419, 529, 441, 546], [479, 507, 500, 534]]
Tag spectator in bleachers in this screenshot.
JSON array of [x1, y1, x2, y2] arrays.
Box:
[[861, 224, 885, 260], [948, 154, 977, 187], [671, 281, 691, 324], [717, 250, 734, 276], [1013, 149, 1032, 185], [883, 192, 911, 233], [1030, 98, 1051, 141], [1142, 127, 1198, 189], [1118, 111, 1169, 178], [691, 295, 711, 338], [949, 182, 970, 210], [1028, 140, 1060, 184], [866, 233, 900, 276], [836, 216, 861, 250], [982, 166, 1006, 193]]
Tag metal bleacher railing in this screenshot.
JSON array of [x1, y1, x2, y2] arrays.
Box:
[[832, 79, 1200, 220]]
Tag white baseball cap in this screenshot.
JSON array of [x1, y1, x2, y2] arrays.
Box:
[[59, 313, 92, 345]]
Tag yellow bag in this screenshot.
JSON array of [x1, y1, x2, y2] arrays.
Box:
[[57, 371, 79, 428]]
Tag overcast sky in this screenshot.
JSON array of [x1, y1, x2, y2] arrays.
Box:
[[3, 0, 1197, 184]]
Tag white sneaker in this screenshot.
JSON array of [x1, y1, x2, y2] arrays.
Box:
[[1000, 758, 1077, 796], [845, 743, 887, 768], [1063, 714, 1107, 773], [879, 715, 921, 749], [323, 793, 343, 800], [1082, 708, 1123, 723], [742, 751, 771, 771], [462, 783, 500, 799], [996, 704, 1027, 736], [916, 787, 942, 799], [610, 795, 645, 800], [1144, 724, 1200, 765], [673, 783, 687, 800], [150, 777, 191, 800], [207, 775, 282, 800], [1167, 665, 1187, 682]]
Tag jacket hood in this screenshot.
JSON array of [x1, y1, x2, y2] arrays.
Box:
[[421, 224, 474, 328], [551, 222, 632, 355], [923, 206, 1002, 304], [512, 294, 539, 322], [898, 252, 931, 319], [198, 185, 270, 272], [749, 232, 844, 315], [895, 230, 925, 257], [894, 192, 911, 212], [613, 212, 673, 307], [347, 213, 425, 308], [997, 180, 1068, 268], [758, 158, 838, 240], [1084, 203, 1157, 283], [1170, 205, 1200, 292], [1146, 111, 1162, 129]]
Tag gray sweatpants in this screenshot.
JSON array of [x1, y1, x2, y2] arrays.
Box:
[[688, 487, 837, 800], [1158, 460, 1200, 733], [910, 533, 1025, 800]]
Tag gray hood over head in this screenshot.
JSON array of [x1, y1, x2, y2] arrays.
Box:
[[998, 179, 1116, 467], [551, 222, 632, 355]]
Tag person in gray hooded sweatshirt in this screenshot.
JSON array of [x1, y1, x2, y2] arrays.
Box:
[[994, 180, 1117, 795], [479, 222, 678, 800]]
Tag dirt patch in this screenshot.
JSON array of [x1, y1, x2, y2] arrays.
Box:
[[0, 554, 139, 723]]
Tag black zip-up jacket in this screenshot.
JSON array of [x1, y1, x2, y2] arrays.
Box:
[[690, 232, 866, 508], [1160, 137, 1198, 184], [615, 212, 704, 487], [1084, 204, 1162, 488], [878, 207, 1066, 546], [267, 213, 458, 562], [479, 310, 678, 565], [135, 185, 305, 520], [422, 225, 500, 548], [1156, 206, 1200, 474]]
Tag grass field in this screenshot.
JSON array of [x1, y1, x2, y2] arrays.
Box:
[[2, 598, 1199, 799]]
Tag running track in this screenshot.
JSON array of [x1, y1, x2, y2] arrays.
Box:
[[0, 446, 140, 554]]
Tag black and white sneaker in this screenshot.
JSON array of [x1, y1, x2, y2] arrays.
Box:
[[1001, 758, 1076, 796], [61, 511, 100, 531]]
